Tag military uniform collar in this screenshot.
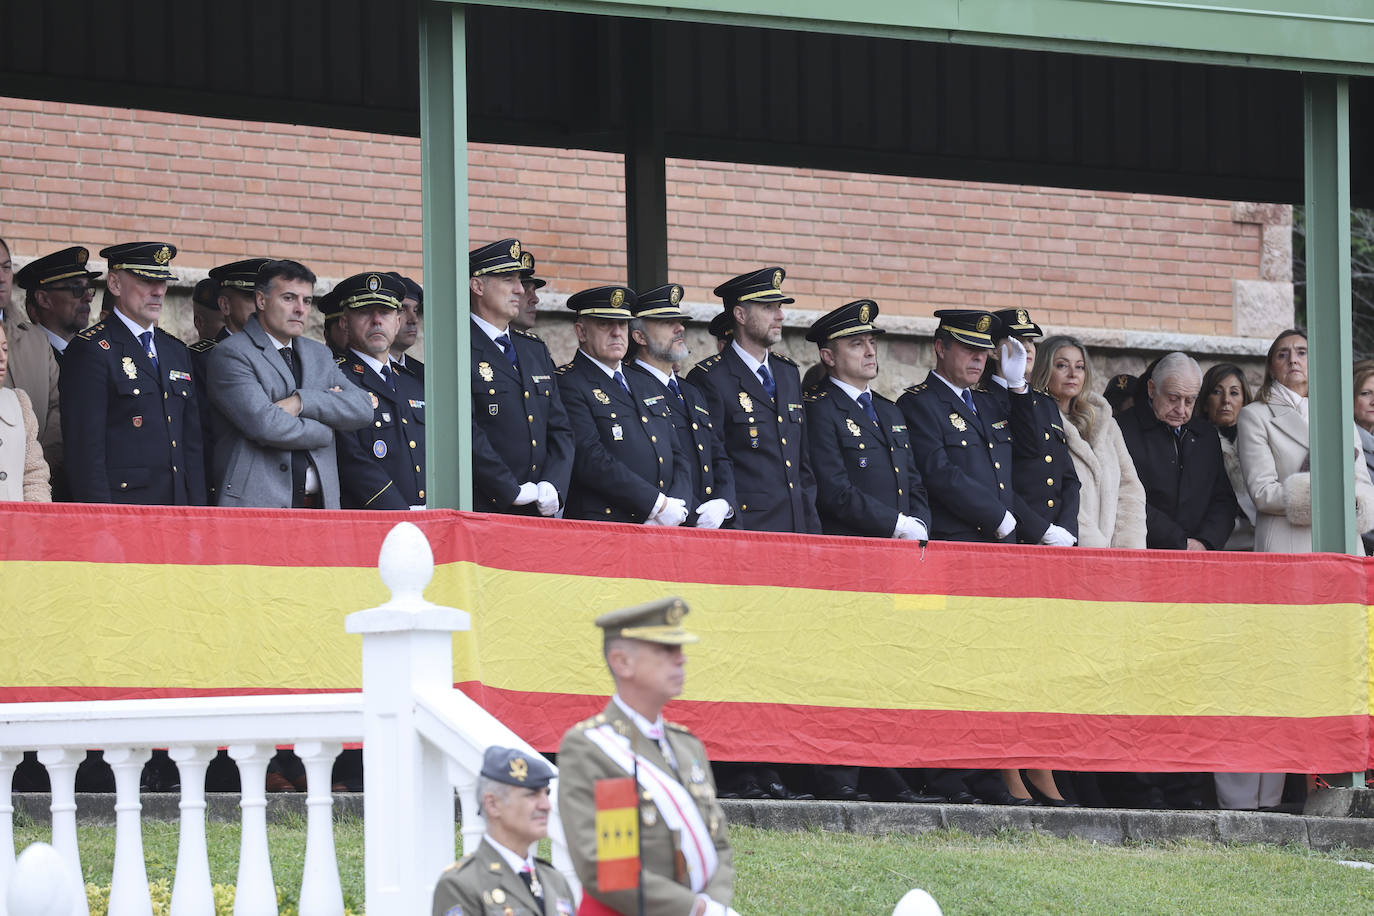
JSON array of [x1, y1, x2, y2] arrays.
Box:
[[577, 349, 624, 381], [633, 358, 674, 388], [349, 347, 390, 378], [612, 693, 668, 741], [112, 306, 154, 340], [730, 339, 770, 375], [482, 833, 535, 875], [471, 312, 510, 342], [931, 370, 972, 402], [827, 376, 870, 405], [40, 324, 69, 354]]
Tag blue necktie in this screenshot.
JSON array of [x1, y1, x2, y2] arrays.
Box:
[[613, 369, 631, 394], [380, 362, 396, 391], [496, 334, 519, 369], [757, 363, 776, 400], [667, 376, 685, 407], [857, 391, 879, 426], [961, 388, 977, 415], [139, 331, 159, 376]]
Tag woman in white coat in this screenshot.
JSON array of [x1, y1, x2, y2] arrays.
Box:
[[1237, 329, 1374, 555], [1228, 329, 1374, 811], [1031, 336, 1147, 550]]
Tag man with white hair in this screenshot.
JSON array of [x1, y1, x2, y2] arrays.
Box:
[[431, 746, 573, 916], [1117, 351, 1237, 550]]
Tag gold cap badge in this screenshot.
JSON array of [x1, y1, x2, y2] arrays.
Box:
[[858, 303, 871, 324], [77, 248, 88, 264], [976, 315, 991, 333], [367, 274, 381, 292], [670, 285, 682, 306], [1017, 308, 1029, 324], [153, 246, 172, 266], [509, 241, 521, 259], [771, 269, 782, 289], [521, 252, 533, 268], [509, 757, 528, 782], [610, 289, 625, 309]]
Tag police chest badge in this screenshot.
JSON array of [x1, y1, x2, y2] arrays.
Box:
[[950, 412, 967, 431], [131, 416, 142, 428], [373, 441, 387, 458], [738, 391, 753, 413], [489, 404, 498, 415], [478, 362, 494, 382], [612, 423, 624, 441], [845, 418, 862, 437], [370, 392, 380, 409], [122, 357, 138, 380], [593, 388, 611, 405]]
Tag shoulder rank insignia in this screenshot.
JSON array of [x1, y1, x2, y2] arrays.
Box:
[[514, 327, 541, 341], [190, 339, 216, 353], [334, 355, 346, 366], [846, 418, 862, 437], [772, 352, 798, 367], [78, 322, 106, 341], [949, 412, 967, 431], [352, 364, 365, 374], [738, 391, 754, 412], [555, 363, 573, 376], [696, 354, 721, 369]]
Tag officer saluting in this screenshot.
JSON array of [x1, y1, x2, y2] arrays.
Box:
[[60, 241, 206, 505], [804, 300, 930, 540], [626, 284, 735, 528], [558, 597, 736, 916], [331, 271, 426, 509], [468, 238, 573, 516], [686, 267, 820, 534], [431, 746, 574, 916], [557, 285, 691, 524]]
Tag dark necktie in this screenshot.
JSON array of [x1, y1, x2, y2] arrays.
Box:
[[961, 388, 977, 415], [380, 362, 396, 391], [613, 369, 631, 394], [519, 866, 544, 911], [857, 390, 879, 426], [757, 363, 776, 400], [280, 345, 302, 387], [667, 375, 685, 407], [139, 331, 159, 376], [496, 333, 519, 369]]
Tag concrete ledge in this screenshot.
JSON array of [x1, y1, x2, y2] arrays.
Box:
[[15, 795, 1374, 851], [1304, 788, 1374, 818]]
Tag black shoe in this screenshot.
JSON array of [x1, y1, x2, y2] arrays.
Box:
[[893, 789, 947, 804], [983, 790, 1039, 806], [1026, 779, 1079, 807], [737, 776, 768, 800], [830, 785, 860, 801], [947, 791, 982, 805], [765, 781, 814, 800]]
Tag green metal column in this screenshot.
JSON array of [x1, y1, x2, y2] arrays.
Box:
[[1303, 74, 1354, 555], [420, 0, 471, 510], [623, 20, 669, 290]]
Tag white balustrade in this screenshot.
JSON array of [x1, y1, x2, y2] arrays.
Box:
[[0, 520, 572, 916]]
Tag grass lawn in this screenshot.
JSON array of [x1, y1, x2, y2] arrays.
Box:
[[13, 818, 1374, 914]]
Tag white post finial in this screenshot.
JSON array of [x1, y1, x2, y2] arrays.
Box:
[[6, 844, 76, 916], [893, 888, 943, 916], [377, 522, 436, 610]]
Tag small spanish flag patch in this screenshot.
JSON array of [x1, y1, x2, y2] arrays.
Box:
[[593, 777, 639, 892]]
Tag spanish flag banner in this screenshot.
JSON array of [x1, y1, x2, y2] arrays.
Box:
[[1, 503, 1370, 772], [592, 778, 640, 892]]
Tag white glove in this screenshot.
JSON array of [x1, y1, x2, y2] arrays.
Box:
[[646, 495, 688, 527], [695, 897, 740, 916], [536, 481, 560, 517], [408, 505, 426, 511], [893, 514, 929, 541], [995, 510, 1017, 539], [694, 498, 731, 529], [512, 481, 538, 506], [1041, 524, 1076, 547], [998, 336, 1027, 391]]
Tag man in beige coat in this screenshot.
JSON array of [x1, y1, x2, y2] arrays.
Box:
[[558, 597, 736, 916], [0, 239, 62, 477]]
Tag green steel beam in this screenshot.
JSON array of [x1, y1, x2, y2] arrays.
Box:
[[1304, 75, 1355, 557], [622, 19, 669, 291], [420, 0, 472, 510], [456, 1, 1374, 77]]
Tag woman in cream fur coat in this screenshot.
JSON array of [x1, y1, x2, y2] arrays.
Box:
[[1031, 336, 1147, 549], [1237, 329, 1374, 556]]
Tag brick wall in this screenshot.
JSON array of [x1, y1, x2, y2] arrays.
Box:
[[1, 98, 1285, 339]]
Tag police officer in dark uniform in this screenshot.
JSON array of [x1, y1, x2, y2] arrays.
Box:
[[208, 257, 270, 339], [706, 309, 733, 353], [15, 246, 101, 363], [686, 267, 820, 535], [60, 241, 206, 505], [804, 300, 931, 540], [384, 272, 424, 380], [317, 286, 349, 359], [557, 285, 692, 524], [332, 271, 426, 509], [511, 250, 544, 332], [468, 238, 574, 516], [898, 309, 1029, 543], [985, 308, 1079, 546], [627, 283, 736, 528]]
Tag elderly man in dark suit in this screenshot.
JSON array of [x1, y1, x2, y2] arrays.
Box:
[[207, 259, 371, 508], [60, 241, 205, 505]]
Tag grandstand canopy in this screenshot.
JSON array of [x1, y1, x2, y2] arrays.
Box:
[[1, 0, 1368, 547]]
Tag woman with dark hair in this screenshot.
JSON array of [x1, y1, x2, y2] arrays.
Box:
[[1193, 363, 1255, 550], [1355, 360, 1374, 553]]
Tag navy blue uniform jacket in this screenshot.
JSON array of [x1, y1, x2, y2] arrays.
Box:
[[336, 351, 426, 509]]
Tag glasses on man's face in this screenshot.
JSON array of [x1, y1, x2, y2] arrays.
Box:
[[46, 284, 95, 298]]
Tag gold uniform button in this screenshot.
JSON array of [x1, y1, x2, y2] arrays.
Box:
[[418, 489, 425, 499], [1045, 455, 1053, 463], [120, 482, 128, 490], [1048, 499, 1055, 508], [898, 488, 903, 495], [172, 465, 178, 472], [697, 444, 704, 451], [610, 413, 617, 419], [375, 421, 382, 428], [166, 415, 172, 422], [651, 435, 657, 442], [658, 457, 664, 464], [605, 508, 613, 515], [776, 416, 782, 423], [780, 437, 787, 445], [414, 465, 421, 473], [748, 416, 755, 423], [1046, 477, 1054, 486], [705, 487, 712, 495], [703, 465, 710, 472], [527, 415, 534, 422], [171, 440, 177, 447], [741, 503, 748, 511], [133, 388, 140, 395], [998, 482, 1004, 490], [692, 423, 699, 430], [402, 418, 408, 425], [858, 444, 865, 450], [960, 440, 967, 446], [994, 461, 1001, 469], [785, 460, 792, 467], [489, 388, 496, 395], [524, 391, 530, 399], [788, 482, 794, 489], [1044, 432, 1050, 440], [409, 440, 417, 448], [531, 439, 537, 446]]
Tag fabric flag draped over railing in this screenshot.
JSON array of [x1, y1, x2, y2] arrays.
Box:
[[1, 502, 1370, 772]]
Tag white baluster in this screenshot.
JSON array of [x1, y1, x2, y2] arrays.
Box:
[[34, 750, 86, 916], [103, 748, 152, 916], [0, 749, 20, 916], [294, 742, 343, 916], [228, 745, 277, 916], [446, 764, 480, 859], [167, 746, 215, 916]]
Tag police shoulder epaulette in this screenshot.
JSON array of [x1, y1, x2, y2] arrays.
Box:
[[666, 721, 691, 733], [804, 388, 827, 402], [555, 362, 574, 376], [972, 384, 988, 393], [77, 321, 107, 341], [513, 328, 541, 341], [443, 854, 475, 874], [904, 382, 928, 395], [335, 355, 347, 366], [770, 352, 798, 367], [695, 353, 722, 370], [189, 339, 216, 353], [1033, 385, 1053, 398]]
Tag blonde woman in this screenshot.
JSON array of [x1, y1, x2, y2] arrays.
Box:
[[1030, 335, 1145, 549]]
